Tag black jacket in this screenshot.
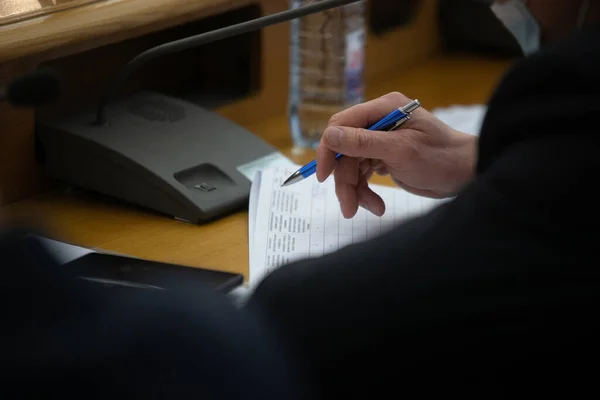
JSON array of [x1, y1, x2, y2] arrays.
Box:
[[248, 24, 600, 398], [0, 230, 305, 399]]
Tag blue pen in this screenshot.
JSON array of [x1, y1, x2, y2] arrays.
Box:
[[281, 99, 421, 187]]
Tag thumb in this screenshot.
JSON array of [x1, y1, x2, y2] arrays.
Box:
[[323, 125, 392, 159]]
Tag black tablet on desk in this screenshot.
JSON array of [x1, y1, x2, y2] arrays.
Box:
[[62, 253, 244, 294]]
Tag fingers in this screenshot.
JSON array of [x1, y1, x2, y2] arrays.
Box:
[[316, 91, 413, 182], [334, 157, 360, 218], [328, 91, 412, 128], [391, 177, 447, 199], [375, 167, 389, 176], [335, 176, 386, 219], [321, 125, 399, 160], [360, 159, 388, 180], [370, 160, 389, 176], [335, 158, 386, 219], [316, 140, 336, 182], [359, 159, 370, 176], [357, 177, 385, 217]]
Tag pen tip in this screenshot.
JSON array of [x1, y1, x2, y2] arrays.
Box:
[[280, 171, 303, 188]]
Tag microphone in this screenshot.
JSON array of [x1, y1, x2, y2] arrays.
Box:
[[94, 0, 362, 125], [37, 0, 364, 224], [0, 69, 61, 108]]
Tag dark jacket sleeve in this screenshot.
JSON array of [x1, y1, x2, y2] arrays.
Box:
[[247, 24, 600, 400], [0, 230, 308, 399]]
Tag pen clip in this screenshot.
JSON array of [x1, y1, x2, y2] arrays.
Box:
[[388, 99, 420, 130], [401, 99, 421, 114], [389, 115, 410, 131]]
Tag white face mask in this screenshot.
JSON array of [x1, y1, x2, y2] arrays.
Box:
[[491, 0, 591, 56], [491, 0, 541, 56]]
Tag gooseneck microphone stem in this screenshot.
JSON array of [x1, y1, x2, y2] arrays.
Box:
[[94, 0, 362, 126]]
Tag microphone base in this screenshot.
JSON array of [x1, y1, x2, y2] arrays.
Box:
[[35, 91, 289, 224]]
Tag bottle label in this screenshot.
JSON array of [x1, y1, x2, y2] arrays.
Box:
[[345, 28, 366, 105]]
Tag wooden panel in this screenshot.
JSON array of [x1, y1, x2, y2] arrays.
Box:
[[1, 55, 514, 279], [0, 0, 104, 27], [365, 0, 440, 79], [0, 0, 253, 63]]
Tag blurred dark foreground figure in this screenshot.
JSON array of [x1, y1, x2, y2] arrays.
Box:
[[0, 229, 307, 399]]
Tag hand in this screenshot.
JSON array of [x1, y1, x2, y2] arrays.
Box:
[[316, 92, 477, 218]]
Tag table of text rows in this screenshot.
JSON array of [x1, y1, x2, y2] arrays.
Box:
[[307, 186, 437, 257], [262, 177, 442, 268]]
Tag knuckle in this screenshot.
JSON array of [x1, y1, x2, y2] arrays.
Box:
[[328, 103, 360, 126], [323, 130, 339, 148], [384, 91, 407, 103], [328, 112, 342, 126], [354, 129, 373, 152]]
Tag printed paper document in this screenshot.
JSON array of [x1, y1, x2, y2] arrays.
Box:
[[432, 104, 487, 136], [248, 166, 448, 287]]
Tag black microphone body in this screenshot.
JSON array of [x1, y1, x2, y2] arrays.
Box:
[[95, 0, 362, 125]]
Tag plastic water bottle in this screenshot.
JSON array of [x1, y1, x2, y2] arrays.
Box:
[[288, 0, 366, 150]]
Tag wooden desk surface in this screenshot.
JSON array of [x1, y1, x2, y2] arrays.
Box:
[[0, 0, 252, 63], [0, 55, 513, 279], [0, 0, 102, 27]]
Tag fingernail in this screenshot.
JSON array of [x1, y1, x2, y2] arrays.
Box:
[[360, 202, 370, 213], [361, 202, 383, 217], [324, 127, 343, 147]]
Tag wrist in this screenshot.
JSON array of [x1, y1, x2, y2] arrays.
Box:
[[448, 130, 477, 193]]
